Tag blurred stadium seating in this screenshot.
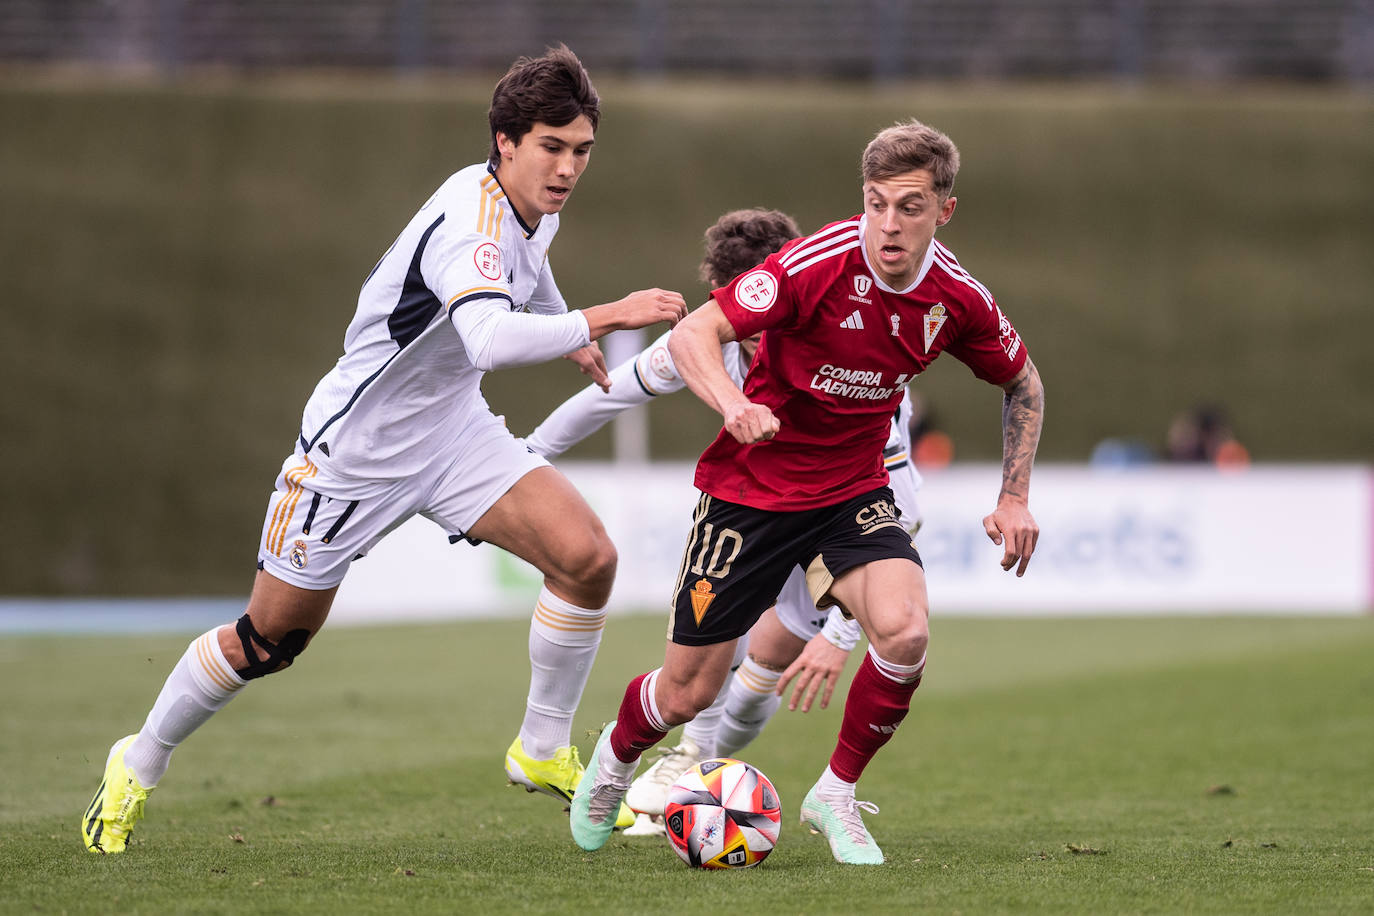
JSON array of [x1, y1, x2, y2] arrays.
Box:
[[2, 0, 1371, 83]]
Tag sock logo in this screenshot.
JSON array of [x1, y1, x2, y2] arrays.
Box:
[[868, 723, 899, 735]]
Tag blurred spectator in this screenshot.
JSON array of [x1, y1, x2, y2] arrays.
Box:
[[1165, 404, 1250, 469], [1090, 437, 1155, 467]]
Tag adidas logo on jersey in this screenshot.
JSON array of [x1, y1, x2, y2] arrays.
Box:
[[840, 310, 865, 330]]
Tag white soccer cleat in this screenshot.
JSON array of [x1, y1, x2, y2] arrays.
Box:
[[620, 811, 667, 837], [624, 736, 702, 817]]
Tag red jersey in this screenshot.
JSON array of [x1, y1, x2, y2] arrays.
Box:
[[698, 215, 1028, 510]]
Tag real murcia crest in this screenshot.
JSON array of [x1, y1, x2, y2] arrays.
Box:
[[689, 579, 716, 625], [923, 303, 948, 353], [853, 274, 872, 297]]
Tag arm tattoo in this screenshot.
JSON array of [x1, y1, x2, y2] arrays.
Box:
[[1000, 362, 1044, 504]]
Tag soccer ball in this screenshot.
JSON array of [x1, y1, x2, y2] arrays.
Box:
[[663, 757, 781, 869]]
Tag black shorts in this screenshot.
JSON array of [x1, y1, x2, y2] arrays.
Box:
[[669, 486, 922, 646]]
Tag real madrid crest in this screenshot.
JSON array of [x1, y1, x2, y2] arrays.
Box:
[[289, 539, 309, 570]]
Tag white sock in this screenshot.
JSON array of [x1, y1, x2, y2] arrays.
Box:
[[126, 627, 247, 786], [717, 656, 782, 757], [815, 764, 856, 800], [681, 677, 725, 760], [519, 586, 605, 760]]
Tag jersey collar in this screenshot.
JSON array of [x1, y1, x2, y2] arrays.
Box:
[[486, 163, 539, 240], [857, 214, 936, 295]]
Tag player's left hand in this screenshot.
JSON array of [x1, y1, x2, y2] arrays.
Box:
[[777, 633, 850, 712], [565, 343, 611, 392], [982, 498, 1039, 576]]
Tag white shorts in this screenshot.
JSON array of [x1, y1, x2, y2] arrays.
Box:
[[256, 409, 548, 589], [772, 566, 831, 642]]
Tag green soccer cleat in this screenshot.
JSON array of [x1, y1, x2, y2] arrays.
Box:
[[82, 735, 154, 854], [568, 722, 632, 851], [505, 736, 634, 828], [799, 784, 885, 865]]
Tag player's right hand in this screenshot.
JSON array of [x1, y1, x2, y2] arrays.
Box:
[[777, 632, 849, 712], [616, 288, 688, 329], [722, 401, 779, 444]]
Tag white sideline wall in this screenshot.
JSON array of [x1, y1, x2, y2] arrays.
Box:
[[330, 463, 1373, 623]]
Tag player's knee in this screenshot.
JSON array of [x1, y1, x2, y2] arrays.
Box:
[[229, 614, 312, 680], [553, 532, 618, 596], [866, 613, 928, 667]]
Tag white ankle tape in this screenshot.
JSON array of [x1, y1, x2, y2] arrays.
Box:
[[867, 645, 925, 684]]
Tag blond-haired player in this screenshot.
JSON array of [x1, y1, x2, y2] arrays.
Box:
[[571, 120, 1044, 865], [527, 209, 923, 832]]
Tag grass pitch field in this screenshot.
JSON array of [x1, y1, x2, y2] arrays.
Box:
[[3, 614, 1371, 914]]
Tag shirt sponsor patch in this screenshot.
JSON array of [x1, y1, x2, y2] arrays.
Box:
[[997, 306, 1022, 360]]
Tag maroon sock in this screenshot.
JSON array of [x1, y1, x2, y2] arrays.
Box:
[[609, 671, 669, 763], [828, 652, 922, 782]]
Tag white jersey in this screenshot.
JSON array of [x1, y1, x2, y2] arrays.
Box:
[[295, 163, 591, 496]]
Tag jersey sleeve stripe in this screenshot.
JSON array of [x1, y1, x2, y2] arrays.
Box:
[[476, 181, 491, 236], [446, 285, 509, 306], [785, 238, 861, 277], [631, 361, 666, 397], [937, 251, 994, 303], [446, 287, 513, 317], [778, 219, 861, 270], [476, 175, 508, 241], [932, 243, 995, 309]]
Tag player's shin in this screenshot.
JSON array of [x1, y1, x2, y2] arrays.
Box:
[[716, 655, 783, 757], [126, 628, 247, 786], [827, 647, 925, 784], [680, 677, 727, 760], [520, 586, 606, 759]]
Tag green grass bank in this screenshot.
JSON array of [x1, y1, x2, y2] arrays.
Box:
[[4, 614, 1372, 913]]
